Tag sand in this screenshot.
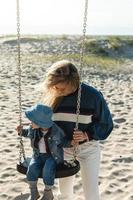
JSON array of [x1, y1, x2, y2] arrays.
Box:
[[0, 36, 133, 200]]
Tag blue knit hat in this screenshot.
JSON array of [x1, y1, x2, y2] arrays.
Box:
[[25, 103, 53, 128]]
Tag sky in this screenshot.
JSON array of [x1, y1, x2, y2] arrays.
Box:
[[0, 0, 133, 35]]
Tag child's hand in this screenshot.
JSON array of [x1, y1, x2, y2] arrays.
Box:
[[16, 125, 23, 135]]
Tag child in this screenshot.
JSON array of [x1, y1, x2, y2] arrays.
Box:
[[16, 103, 70, 200]]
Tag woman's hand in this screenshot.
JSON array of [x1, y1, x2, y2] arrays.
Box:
[[72, 129, 88, 144]]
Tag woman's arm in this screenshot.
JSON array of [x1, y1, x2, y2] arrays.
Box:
[[87, 92, 113, 140], [73, 91, 113, 142]]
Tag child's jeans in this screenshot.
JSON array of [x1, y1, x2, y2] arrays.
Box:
[[27, 153, 56, 186]]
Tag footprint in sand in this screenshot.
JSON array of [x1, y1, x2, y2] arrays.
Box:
[[114, 118, 126, 123]]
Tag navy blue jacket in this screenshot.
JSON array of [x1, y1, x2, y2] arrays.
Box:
[[53, 83, 113, 141]]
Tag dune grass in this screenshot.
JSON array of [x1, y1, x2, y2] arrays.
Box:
[[21, 53, 124, 71], [1, 34, 132, 71]]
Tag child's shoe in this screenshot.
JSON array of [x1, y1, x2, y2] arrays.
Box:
[[28, 181, 40, 200], [40, 189, 54, 200]]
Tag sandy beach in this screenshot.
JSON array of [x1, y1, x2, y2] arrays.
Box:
[[0, 36, 133, 200]]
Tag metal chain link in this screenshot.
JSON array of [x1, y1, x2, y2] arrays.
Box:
[[16, 0, 26, 162], [73, 0, 88, 158], [76, 0, 88, 129]]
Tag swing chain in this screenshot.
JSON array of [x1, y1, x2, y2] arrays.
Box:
[[17, 0, 26, 162], [75, 0, 88, 130], [80, 0, 88, 66], [76, 0, 88, 130], [74, 0, 88, 158]]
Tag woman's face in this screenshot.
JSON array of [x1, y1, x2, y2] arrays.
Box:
[[52, 82, 77, 97]]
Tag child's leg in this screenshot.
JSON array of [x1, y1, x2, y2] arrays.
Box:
[[27, 156, 42, 200], [42, 156, 56, 187], [27, 156, 42, 181], [27, 181, 40, 200], [40, 156, 56, 200]]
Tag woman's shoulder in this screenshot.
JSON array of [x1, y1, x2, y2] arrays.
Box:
[[82, 82, 102, 98]]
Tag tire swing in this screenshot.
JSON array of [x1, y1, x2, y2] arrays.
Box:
[[16, 0, 88, 178]]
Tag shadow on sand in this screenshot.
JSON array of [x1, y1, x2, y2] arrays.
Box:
[[14, 193, 29, 200]]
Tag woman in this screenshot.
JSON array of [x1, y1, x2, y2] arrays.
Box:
[[41, 60, 113, 200]]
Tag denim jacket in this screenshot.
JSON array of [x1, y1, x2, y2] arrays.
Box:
[[21, 122, 71, 164]]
